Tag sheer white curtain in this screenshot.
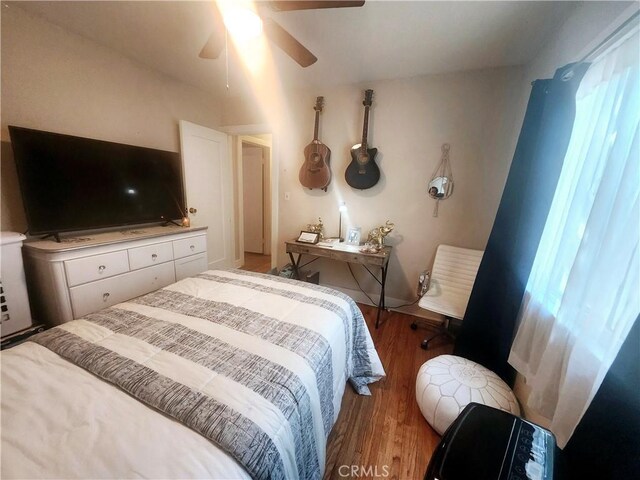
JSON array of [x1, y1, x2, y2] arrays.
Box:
[[508, 29, 640, 448]]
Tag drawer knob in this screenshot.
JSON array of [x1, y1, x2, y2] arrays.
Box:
[[190, 245, 195, 251], [102, 293, 110, 302], [98, 265, 106, 273], [151, 253, 158, 261]]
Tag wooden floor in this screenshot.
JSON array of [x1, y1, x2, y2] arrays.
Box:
[[239, 257, 452, 478], [240, 253, 272, 273], [324, 305, 453, 479]]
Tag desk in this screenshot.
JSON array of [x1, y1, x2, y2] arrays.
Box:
[[285, 240, 392, 328]]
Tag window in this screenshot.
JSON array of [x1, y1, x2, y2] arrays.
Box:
[[509, 28, 640, 448]]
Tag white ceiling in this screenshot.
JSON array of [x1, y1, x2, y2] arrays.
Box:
[[11, 1, 580, 99]]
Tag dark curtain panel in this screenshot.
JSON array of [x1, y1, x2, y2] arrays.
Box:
[[453, 63, 590, 384], [561, 316, 640, 479]]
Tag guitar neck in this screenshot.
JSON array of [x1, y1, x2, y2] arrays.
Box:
[[361, 105, 370, 147], [313, 110, 320, 141]]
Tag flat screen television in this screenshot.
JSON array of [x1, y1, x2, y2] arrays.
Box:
[[9, 126, 186, 237]]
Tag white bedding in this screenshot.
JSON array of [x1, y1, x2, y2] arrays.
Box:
[[1, 270, 384, 479], [2, 341, 252, 479]]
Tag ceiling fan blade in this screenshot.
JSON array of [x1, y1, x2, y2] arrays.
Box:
[[263, 18, 317, 67], [268, 1, 365, 12], [199, 6, 225, 60], [199, 31, 224, 59]]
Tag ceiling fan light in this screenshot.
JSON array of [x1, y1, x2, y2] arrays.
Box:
[[223, 6, 263, 41]]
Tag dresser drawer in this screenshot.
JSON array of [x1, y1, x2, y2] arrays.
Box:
[[128, 242, 173, 271], [65, 250, 130, 287], [175, 252, 208, 281], [69, 261, 176, 319], [173, 235, 207, 259]]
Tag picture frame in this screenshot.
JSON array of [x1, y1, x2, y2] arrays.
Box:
[[297, 230, 320, 244], [346, 227, 362, 246]]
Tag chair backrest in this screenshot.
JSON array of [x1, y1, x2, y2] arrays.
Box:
[[418, 244, 484, 320]]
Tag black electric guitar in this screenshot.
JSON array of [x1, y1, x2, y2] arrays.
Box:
[[345, 89, 380, 189], [299, 96, 331, 192]]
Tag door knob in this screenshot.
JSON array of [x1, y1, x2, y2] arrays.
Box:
[[189, 207, 197, 214]]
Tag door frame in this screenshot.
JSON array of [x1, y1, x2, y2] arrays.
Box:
[[220, 124, 278, 270], [239, 137, 271, 259]]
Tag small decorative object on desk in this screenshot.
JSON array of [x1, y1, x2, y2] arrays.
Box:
[[360, 243, 381, 254], [346, 227, 361, 246], [366, 220, 395, 247], [297, 231, 320, 244], [306, 217, 324, 240], [182, 210, 191, 228]]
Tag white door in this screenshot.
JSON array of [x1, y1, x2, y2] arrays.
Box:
[[242, 145, 264, 254], [179, 121, 233, 270]]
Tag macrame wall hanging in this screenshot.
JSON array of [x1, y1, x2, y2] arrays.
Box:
[[428, 144, 454, 217]]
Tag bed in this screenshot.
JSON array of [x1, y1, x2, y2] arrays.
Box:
[[1, 269, 385, 479]]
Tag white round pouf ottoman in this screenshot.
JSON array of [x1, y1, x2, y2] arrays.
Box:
[[416, 354, 520, 435]]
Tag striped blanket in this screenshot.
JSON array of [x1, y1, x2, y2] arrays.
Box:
[[30, 269, 385, 480]]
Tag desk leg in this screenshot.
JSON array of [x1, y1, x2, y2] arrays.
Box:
[[375, 264, 388, 329], [288, 252, 301, 280]]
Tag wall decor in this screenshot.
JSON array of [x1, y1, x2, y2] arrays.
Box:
[[299, 96, 331, 191], [345, 89, 380, 190], [429, 144, 454, 217]]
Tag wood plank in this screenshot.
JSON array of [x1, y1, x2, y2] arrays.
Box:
[[240, 253, 272, 273], [324, 305, 453, 479]]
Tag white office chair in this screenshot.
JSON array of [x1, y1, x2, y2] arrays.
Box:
[[411, 244, 484, 349]]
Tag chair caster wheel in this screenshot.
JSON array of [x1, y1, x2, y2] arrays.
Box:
[[410, 322, 418, 330], [421, 340, 429, 350]]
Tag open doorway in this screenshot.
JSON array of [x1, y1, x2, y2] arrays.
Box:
[[234, 134, 273, 273]]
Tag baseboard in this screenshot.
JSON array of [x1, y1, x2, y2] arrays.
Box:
[[323, 284, 444, 327]]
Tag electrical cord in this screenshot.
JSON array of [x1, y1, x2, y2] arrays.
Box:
[[389, 296, 422, 309], [346, 263, 425, 310], [347, 263, 377, 305]]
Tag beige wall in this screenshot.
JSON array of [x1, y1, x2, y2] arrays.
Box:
[[524, 1, 634, 83], [1, 6, 222, 232], [224, 66, 524, 304], [510, 1, 636, 143]]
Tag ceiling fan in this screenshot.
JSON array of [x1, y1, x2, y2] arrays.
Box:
[[199, 1, 365, 68]]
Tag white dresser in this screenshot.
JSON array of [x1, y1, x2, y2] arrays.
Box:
[[23, 226, 208, 326]]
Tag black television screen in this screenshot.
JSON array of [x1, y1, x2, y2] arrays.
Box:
[[9, 126, 185, 236]]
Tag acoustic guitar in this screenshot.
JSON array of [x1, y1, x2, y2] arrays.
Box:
[[345, 89, 380, 189], [299, 96, 331, 192]]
